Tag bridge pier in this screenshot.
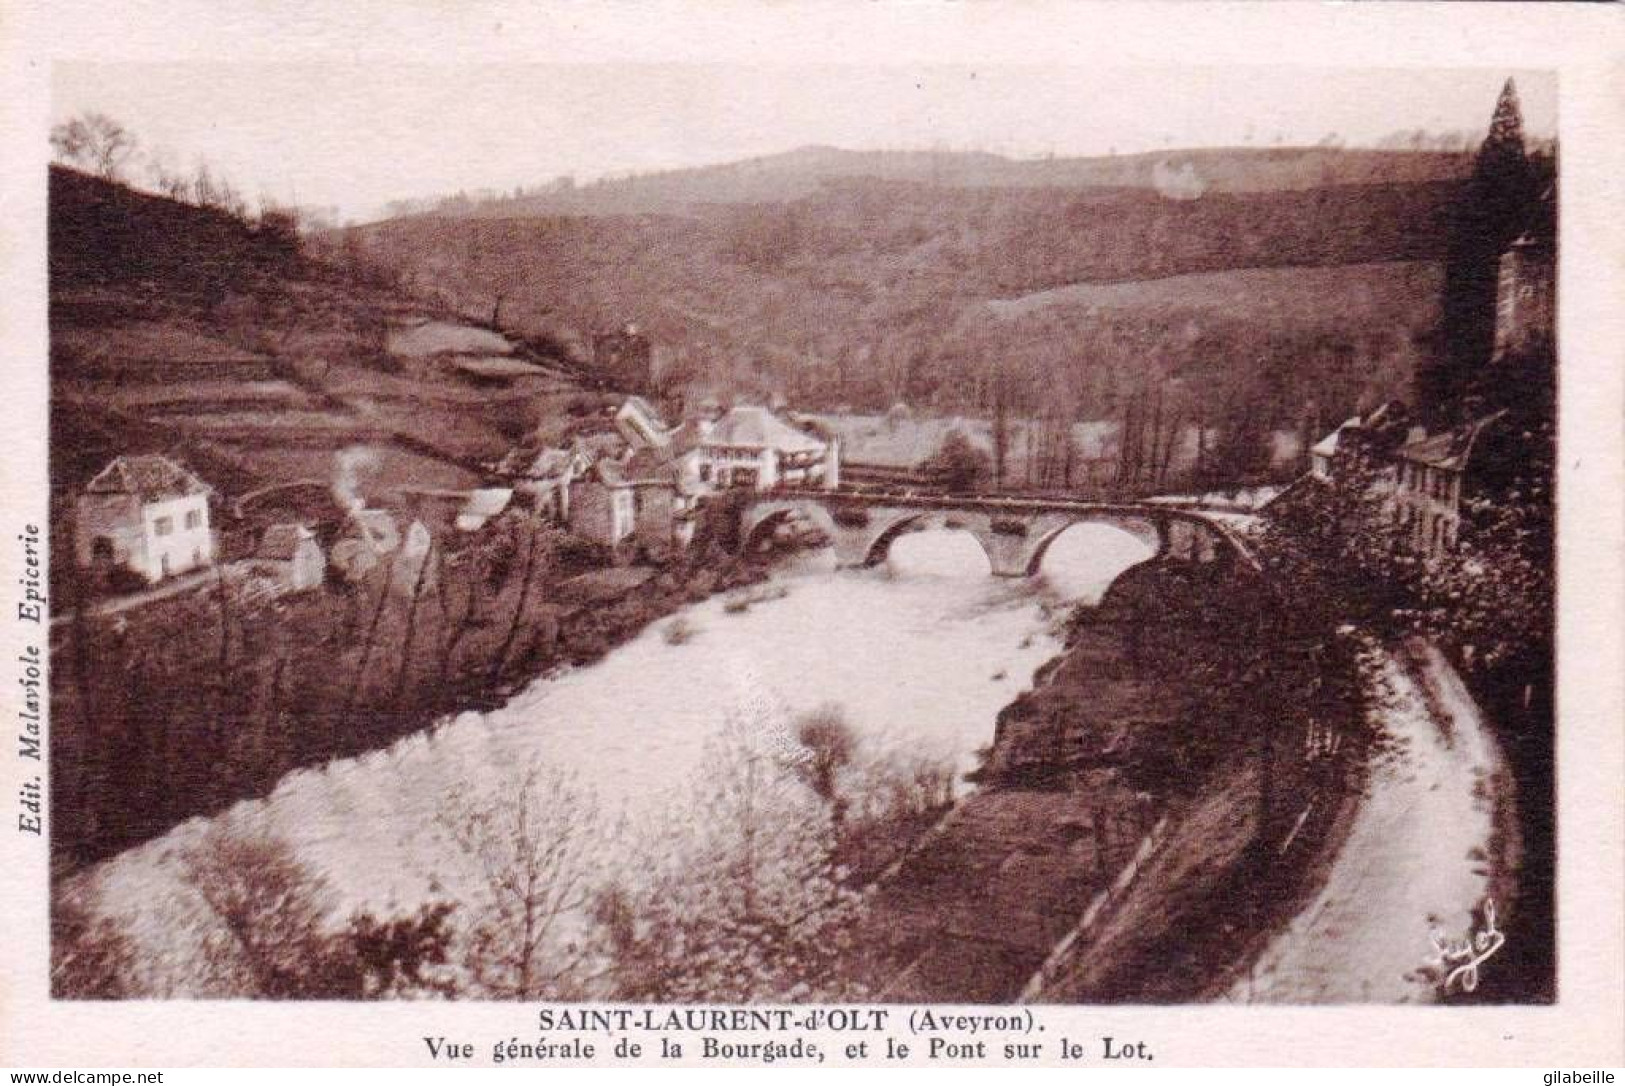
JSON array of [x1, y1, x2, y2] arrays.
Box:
[[972, 524, 1029, 577]]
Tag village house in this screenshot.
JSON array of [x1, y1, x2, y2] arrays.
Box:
[[613, 395, 672, 452], [567, 459, 638, 548], [455, 488, 513, 533], [691, 405, 841, 491], [75, 454, 215, 583], [1390, 412, 1506, 557], [1305, 401, 1506, 560], [1305, 205, 1552, 560], [506, 444, 593, 523], [248, 523, 326, 591], [330, 506, 401, 581], [1308, 401, 1405, 483], [622, 447, 708, 551], [505, 394, 848, 552], [1307, 423, 1350, 483]]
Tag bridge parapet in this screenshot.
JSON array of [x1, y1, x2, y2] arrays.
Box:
[[739, 488, 1257, 579]]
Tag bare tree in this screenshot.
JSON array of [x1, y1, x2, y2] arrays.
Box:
[[50, 112, 138, 181], [596, 706, 865, 1002], [188, 159, 249, 218], [144, 146, 191, 200], [51, 888, 136, 998], [488, 519, 557, 685], [438, 766, 600, 999], [793, 702, 856, 827], [183, 827, 456, 999], [184, 828, 344, 998]]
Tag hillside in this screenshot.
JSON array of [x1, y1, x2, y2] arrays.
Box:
[[350, 154, 1462, 424], [49, 167, 585, 590]]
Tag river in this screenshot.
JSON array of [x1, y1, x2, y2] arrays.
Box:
[[79, 524, 1152, 995]]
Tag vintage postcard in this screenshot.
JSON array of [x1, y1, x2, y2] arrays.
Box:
[[2, 0, 1621, 1071]]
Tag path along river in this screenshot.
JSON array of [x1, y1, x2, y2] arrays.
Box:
[[81, 525, 1153, 994]]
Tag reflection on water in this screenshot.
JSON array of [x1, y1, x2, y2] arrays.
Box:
[[85, 527, 1152, 992]]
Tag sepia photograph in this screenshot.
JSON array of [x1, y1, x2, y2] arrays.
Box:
[[3, 0, 1621, 1071]]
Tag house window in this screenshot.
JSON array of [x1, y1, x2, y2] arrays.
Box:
[[185, 509, 203, 530], [154, 516, 174, 536]]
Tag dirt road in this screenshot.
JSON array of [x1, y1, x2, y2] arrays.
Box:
[[48, 567, 214, 627], [1230, 638, 1506, 1003]]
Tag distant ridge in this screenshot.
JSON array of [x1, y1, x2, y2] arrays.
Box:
[[389, 144, 1472, 221]]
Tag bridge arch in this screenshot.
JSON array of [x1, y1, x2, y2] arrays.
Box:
[[860, 511, 997, 572], [1021, 514, 1162, 577], [740, 500, 841, 557], [736, 492, 1259, 585], [1016, 516, 1160, 603]]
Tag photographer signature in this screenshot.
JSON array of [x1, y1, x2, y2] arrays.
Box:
[[1426, 899, 1506, 995]]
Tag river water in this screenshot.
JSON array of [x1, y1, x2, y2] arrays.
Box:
[[81, 524, 1151, 994]]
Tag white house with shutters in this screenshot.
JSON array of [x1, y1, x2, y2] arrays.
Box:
[[690, 405, 840, 491], [75, 454, 215, 583]]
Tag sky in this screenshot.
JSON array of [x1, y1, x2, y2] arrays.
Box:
[[52, 63, 1557, 223]]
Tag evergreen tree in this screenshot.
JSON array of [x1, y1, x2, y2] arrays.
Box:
[[1424, 78, 1535, 424]]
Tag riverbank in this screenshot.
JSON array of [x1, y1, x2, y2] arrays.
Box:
[[59, 534, 1076, 997], [49, 512, 770, 871], [832, 556, 1365, 1007], [844, 557, 1374, 1003]]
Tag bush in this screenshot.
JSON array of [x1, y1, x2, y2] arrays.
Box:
[[919, 429, 991, 494]]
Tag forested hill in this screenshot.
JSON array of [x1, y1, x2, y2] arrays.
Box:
[[344, 145, 1470, 429], [50, 166, 306, 304]]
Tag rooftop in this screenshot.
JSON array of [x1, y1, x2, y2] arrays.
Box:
[[85, 454, 210, 502], [255, 523, 316, 561], [704, 405, 827, 454], [1396, 411, 1505, 471]]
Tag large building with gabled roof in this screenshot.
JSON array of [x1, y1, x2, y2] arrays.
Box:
[[692, 404, 840, 491], [75, 454, 215, 583]]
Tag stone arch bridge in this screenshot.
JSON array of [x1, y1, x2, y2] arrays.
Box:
[[740, 489, 1259, 580]]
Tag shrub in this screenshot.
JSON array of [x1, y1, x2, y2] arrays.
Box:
[[919, 429, 991, 494]]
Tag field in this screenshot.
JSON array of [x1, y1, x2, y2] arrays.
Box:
[[982, 259, 1441, 328], [817, 412, 1302, 484], [386, 320, 514, 357], [229, 445, 486, 498], [48, 167, 585, 529]]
